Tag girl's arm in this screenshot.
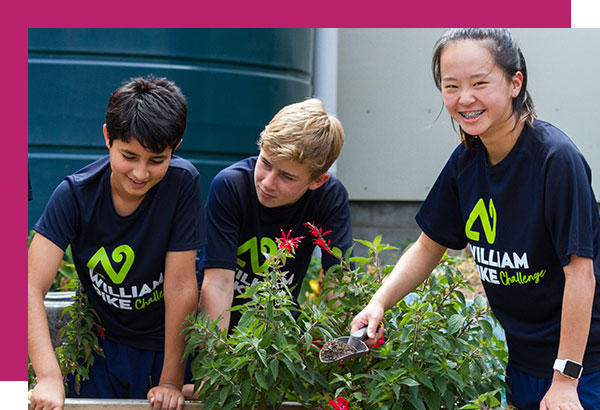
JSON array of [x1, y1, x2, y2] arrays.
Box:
[[351, 232, 447, 344], [540, 254, 595, 410]]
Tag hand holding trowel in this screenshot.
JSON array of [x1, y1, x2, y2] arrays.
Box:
[[319, 325, 380, 364]]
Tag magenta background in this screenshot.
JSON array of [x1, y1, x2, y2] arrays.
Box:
[[4, 0, 571, 382]]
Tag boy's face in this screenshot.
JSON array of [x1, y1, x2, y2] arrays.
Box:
[[254, 150, 329, 208], [104, 125, 173, 205]]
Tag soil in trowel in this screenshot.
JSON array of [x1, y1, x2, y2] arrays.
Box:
[[321, 338, 358, 362]]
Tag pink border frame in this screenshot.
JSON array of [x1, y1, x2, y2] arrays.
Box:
[[9, 0, 571, 384]]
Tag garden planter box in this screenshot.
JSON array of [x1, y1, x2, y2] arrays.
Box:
[[40, 294, 308, 410], [28, 398, 306, 409]]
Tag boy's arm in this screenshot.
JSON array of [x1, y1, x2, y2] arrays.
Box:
[[28, 234, 68, 410], [199, 268, 235, 332], [148, 249, 198, 410]]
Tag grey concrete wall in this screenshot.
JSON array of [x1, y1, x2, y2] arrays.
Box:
[[336, 29, 600, 201], [337, 29, 600, 248], [350, 201, 421, 248]]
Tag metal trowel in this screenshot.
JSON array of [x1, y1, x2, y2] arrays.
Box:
[[319, 326, 377, 364]]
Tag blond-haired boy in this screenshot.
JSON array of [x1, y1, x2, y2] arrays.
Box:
[[198, 98, 351, 332]]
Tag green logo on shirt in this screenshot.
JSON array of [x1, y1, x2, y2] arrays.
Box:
[[465, 198, 497, 245], [87, 245, 135, 284], [237, 237, 277, 273]]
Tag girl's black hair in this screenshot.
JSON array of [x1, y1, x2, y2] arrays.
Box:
[[432, 28, 536, 150]]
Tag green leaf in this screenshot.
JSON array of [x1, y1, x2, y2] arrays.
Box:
[[349, 256, 371, 266], [354, 239, 373, 248], [240, 379, 251, 406], [407, 392, 426, 410], [473, 295, 486, 308], [225, 356, 250, 372], [303, 332, 313, 348], [255, 369, 268, 390], [468, 360, 482, 381], [267, 386, 280, 406], [281, 357, 296, 376], [258, 329, 273, 349], [269, 359, 279, 380], [373, 235, 382, 246], [344, 243, 356, 261], [203, 390, 222, 410], [332, 247, 343, 259], [433, 374, 447, 396], [218, 386, 230, 406], [414, 371, 434, 390], [256, 348, 268, 367], [237, 310, 255, 328], [398, 378, 420, 387], [446, 368, 464, 387], [292, 380, 309, 401], [443, 390, 455, 409], [422, 389, 441, 410], [431, 333, 451, 352], [392, 383, 401, 400], [448, 314, 465, 334], [478, 318, 494, 338]]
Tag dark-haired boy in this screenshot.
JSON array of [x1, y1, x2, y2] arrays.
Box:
[[28, 76, 204, 410]]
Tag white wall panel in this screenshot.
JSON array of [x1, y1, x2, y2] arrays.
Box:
[[337, 28, 600, 201]]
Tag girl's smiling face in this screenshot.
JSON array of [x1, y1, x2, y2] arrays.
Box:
[[440, 40, 523, 143]]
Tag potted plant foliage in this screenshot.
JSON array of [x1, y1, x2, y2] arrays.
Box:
[[184, 224, 509, 410]]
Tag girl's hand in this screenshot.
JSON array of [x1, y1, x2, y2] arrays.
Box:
[[539, 376, 583, 410], [350, 302, 385, 346]]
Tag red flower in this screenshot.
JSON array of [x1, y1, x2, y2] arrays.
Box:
[[304, 222, 333, 254], [329, 396, 350, 410], [372, 337, 385, 348], [98, 326, 105, 339], [277, 229, 304, 253]]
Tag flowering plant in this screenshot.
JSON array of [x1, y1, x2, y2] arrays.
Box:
[[329, 396, 350, 410], [184, 227, 333, 409], [184, 225, 508, 409]]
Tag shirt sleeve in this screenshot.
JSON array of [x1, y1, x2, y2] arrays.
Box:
[[416, 146, 469, 250], [33, 179, 79, 251], [544, 143, 598, 266], [166, 168, 206, 252], [200, 171, 243, 271]]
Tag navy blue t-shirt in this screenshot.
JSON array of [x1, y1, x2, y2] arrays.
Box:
[[417, 119, 600, 378], [34, 155, 206, 351], [198, 156, 353, 329]]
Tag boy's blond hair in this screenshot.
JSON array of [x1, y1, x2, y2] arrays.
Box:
[[258, 98, 344, 180]]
